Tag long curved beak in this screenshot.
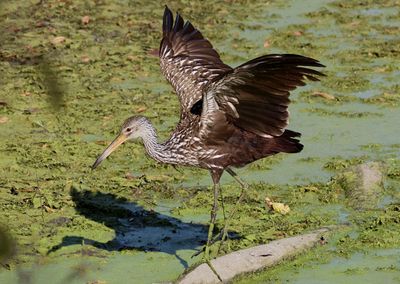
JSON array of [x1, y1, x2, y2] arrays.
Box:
[[92, 133, 128, 169]]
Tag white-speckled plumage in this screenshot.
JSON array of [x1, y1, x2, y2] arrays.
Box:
[[94, 6, 324, 178]]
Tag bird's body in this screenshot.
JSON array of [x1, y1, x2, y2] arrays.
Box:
[[92, 6, 324, 261], [151, 7, 323, 172], [152, 117, 302, 170]]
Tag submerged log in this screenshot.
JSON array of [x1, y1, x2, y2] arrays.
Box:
[[178, 227, 331, 284]]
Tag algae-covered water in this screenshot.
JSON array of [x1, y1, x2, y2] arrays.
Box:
[[1, 0, 399, 283]]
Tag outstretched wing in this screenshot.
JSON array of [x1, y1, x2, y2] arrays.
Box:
[[199, 54, 325, 141], [159, 6, 232, 117]]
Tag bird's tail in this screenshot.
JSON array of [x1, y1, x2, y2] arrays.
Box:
[[273, 129, 303, 153]]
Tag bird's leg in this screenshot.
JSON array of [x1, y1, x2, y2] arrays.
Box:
[[200, 170, 224, 282], [209, 186, 229, 248], [219, 187, 227, 232], [204, 181, 220, 261], [191, 169, 223, 258], [217, 168, 248, 251], [226, 167, 248, 190]]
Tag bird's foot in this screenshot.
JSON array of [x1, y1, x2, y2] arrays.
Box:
[[191, 242, 209, 258], [191, 227, 233, 259], [191, 241, 223, 282]]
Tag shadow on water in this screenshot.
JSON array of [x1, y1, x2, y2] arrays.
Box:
[[48, 188, 208, 268]]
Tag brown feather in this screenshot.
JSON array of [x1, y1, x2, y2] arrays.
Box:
[[157, 7, 324, 172], [159, 6, 231, 117], [201, 54, 325, 139]]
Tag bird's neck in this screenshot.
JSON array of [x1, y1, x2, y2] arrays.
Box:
[[139, 118, 198, 166], [140, 122, 176, 164]]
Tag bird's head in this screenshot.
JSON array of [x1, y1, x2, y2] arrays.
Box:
[[91, 116, 150, 169]]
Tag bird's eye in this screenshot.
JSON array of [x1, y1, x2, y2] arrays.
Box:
[[126, 128, 132, 132]]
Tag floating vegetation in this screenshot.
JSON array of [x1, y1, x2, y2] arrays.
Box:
[[0, 0, 399, 283]]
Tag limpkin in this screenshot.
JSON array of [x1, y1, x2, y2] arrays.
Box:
[[92, 6, 324, 260]]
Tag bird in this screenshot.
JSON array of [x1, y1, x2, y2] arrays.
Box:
[[92, 6, 324, 261]]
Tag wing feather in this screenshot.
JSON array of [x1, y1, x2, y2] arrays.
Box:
[[199, 54, 325, 140], [159, 6, 232, 117]]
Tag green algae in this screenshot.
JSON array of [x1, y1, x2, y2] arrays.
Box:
[[364, 92, 400, 107], [0, 0, 400, 283], [237, 247, 400, 284]]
